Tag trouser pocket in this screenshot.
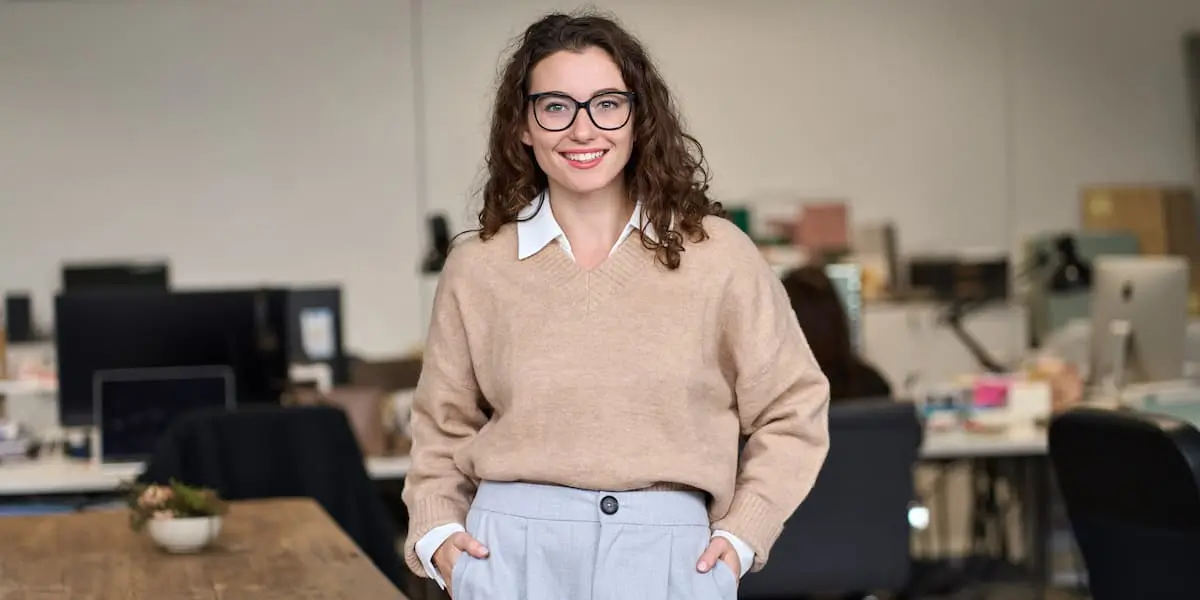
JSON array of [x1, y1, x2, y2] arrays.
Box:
[[452, 508, 525, 600]]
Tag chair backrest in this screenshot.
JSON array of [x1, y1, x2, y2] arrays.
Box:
[[1049, 406, 1200, 599], [740, 398, 922, 597], [139, 405, 406, 590]]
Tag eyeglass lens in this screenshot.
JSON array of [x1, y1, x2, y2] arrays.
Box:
[[532, 93, 632, 131]]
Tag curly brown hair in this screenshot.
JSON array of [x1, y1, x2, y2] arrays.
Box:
[[476, 10, 724, 270]]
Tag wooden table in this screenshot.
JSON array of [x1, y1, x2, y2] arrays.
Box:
[[0, 498, 408, 599]]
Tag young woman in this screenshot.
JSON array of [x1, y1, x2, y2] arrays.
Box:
[[781, 266, 893, 401], [402, 12, 831, 600]]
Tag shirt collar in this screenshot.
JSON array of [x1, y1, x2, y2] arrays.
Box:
[[516, 190, 656, 260]]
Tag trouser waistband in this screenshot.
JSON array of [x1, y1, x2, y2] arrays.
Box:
[[472, 481, 709, 527]]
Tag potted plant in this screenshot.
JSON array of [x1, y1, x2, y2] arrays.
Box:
[[123, 479, 230, 553]]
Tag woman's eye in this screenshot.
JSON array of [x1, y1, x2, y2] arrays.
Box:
[[545, 103, 567, 112], [596, 100, 617, 110]]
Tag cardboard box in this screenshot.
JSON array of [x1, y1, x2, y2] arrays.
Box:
[[1186, 35, 1200, 183], [1081, 185, 1200, 312], [350, 356, 422, 391], [796, 201, 850, 254]]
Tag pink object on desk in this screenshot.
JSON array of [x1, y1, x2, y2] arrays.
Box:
[[972, 376, 1010, 408]]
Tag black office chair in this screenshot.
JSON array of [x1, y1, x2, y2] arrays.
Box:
[[1048, 406, 1200, 599], [139, 405, 407, 590], [739, 398, 923, 599]]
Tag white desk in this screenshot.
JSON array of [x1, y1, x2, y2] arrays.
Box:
[[0, 428, 1045, 495], [0, 430, 1044, 495], [919, 427, 1048, 460], [0, 455, 411, 496]]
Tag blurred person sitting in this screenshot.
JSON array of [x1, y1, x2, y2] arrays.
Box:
[[782, 266, 892, 401]]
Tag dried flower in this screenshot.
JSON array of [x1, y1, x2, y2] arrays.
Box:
[[138, 485, 173, 508]]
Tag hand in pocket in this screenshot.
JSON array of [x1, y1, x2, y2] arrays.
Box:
[[695, 536, 741, 582], [434, 531, 489, 598]]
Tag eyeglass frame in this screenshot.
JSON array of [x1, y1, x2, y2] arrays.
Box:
[[525, 91, 637, 132]]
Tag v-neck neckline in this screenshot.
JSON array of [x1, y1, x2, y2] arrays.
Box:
[[526, 233, 651, 306]]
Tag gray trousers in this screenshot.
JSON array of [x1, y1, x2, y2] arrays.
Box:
[[451, 481, 739, 600]]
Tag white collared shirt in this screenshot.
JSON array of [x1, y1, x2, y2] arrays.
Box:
[[415, 191, 756, 588], [516, 190, 653, 261]]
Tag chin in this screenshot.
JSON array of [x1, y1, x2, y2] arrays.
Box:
[[553, 169, 624, 196]]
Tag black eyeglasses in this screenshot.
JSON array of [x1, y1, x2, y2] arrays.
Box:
[[526, 91, 636, 132]]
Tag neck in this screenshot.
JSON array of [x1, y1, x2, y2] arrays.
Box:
[[547, 182, 633, 252]]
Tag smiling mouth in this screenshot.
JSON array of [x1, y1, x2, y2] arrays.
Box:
[[560, 150, 607, 162]]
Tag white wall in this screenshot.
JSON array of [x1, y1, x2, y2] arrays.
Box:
[[422, 0, 1013, 254], [420, 0, 1200, 248], [1010, 0, 1200, 235], [0, 0, 421, 357], [1, 0, 1198, 356]]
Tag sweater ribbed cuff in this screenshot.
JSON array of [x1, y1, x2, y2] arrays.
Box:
[[403, 496, 469, 577], [710, 491, 788, 572]]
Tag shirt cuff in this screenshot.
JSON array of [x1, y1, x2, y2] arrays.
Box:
[[711, 529, 755, 578], [415, 522, 466, 589]]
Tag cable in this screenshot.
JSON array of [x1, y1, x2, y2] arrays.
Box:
[[941, 298, 1008, 373]]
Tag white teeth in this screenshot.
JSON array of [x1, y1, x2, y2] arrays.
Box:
[[563, 151, 605, 161]]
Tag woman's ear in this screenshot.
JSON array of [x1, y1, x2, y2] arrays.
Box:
[[521, 124, 532, 146]]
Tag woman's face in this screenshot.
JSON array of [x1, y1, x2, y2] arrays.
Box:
[[521, 47, 634, 198]]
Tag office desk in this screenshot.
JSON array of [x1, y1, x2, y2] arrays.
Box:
[[0, 429, 1043, 496], [920, 425, 1053, 592], [917, 400, 1200, 460], [0, 455, 411, 497], [1140, 400, 1200, 428], [920, 427, 1048, 460]]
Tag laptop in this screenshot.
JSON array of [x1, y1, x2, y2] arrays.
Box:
[[93, 365, 235, 463]]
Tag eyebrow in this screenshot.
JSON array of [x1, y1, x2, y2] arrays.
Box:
[[530, 87, 628, 100]]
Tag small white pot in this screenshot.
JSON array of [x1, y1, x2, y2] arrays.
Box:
[[147, 516, 223, 553]]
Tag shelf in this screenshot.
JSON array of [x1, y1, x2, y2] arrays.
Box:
[[0, 380, 57, 395]]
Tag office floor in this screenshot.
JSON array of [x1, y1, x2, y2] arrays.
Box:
[[923, 584, 1087, 599], [404, 583, 1088, 600]]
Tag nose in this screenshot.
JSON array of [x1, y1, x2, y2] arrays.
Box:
[[567, 107, 598, 142]]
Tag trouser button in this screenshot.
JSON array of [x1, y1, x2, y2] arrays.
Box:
[[600, 495, 619, 515]]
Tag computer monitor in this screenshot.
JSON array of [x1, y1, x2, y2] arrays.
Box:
[[1089, 256, 1190, 388], [824, 263, 863, 352], [94, 365, 235, 463], [55, 289, 290, 427], [61, 261, 169, 293]]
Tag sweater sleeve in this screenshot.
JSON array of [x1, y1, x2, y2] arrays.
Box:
[[401, 250, 489, 577], [710, 249, 831, 572]]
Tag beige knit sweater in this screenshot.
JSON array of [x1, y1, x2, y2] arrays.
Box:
[[401, 216, 830, 576]]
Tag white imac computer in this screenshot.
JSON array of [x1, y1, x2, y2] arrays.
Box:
[[824, 263, 863, 352], [1089, 256, 1190, 389]]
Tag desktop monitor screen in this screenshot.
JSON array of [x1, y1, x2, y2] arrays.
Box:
[[824, 263, 863, 352], [55, 289, 290, 427], [94, 365, 235, 463], [1089, 256, 1189, 386], [62, 262, 169, 293]]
